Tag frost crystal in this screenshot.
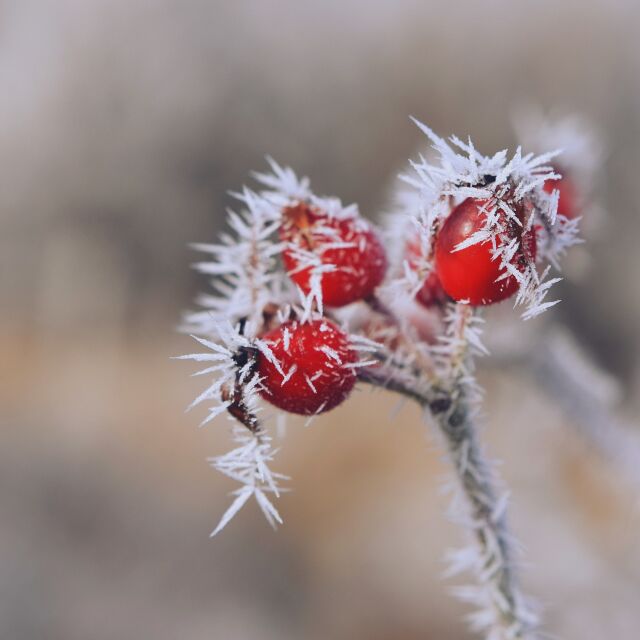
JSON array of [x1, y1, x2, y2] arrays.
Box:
[[176, 322, 264, 426], [181, 188, 291, 337], [176, 320, 289, 533], [512, 106, 604, 185], [209, 427, 288, 537]]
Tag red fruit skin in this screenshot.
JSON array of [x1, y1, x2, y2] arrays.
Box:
[[405, 238, 449, 308], [257, 319, 357, 415], [415, 272, 449, 308], [281, 203, 387, 307], [543, 175, 578, 219], [435, 198, 537, 306]]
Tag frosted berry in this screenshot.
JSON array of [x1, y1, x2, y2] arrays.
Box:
[[405, 238, 449, 308], [543, 171, 579, 219], [257, 318, 357, 415], [435, 198, 537, 305], [415, 272, 449, 308], [280, 202, 387, 307]]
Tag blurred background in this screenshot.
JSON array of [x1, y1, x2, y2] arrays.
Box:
[[2, 0, 640, 638]]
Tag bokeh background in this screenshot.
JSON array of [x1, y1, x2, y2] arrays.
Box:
[[2, 1, 640, 638]]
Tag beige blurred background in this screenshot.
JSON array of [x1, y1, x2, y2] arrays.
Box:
[[2, 1, 640, 638]]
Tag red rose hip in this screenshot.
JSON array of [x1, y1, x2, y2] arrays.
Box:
[[435, 198, 537, 305], [280, 202, 387, 307], [415, 271, 449, 308], [257, 318, 357, 415], [405, 237, 449, 308]]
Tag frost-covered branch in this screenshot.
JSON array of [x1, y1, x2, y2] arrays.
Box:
[[360, 305, 538, 639]]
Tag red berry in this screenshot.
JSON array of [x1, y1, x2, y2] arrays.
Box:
[[415, 271, 449, 308], [280, 202, 387, 307], [435, 198, 537, 305], [543, 172, 579, 219], [405, 238, 449, 308], [257, 318, 357, 415]]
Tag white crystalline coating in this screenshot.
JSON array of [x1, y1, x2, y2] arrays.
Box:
[[180, 321, 288, 536], [303, 374, 318, 394], [400, 118, 581, 319], [282, 326, 292, 351], [176, 322, 264, 426], [254, 157, 361, 226], [282, 249, 336, 318], [296, 285, 322, 324], [512, 106, 604, 187], [380, 184, 440, 302], [425, 304, 542, 638], [280, 364, 297, 386], [433, 305, 488, 361], [540, 213, 583, 270], [343, 359, 379, 369], [318, 344, 342, 364], [252, 157, 311, 204], [254, 338, 285, 376], [254, 159, 378, 315], [181, 184, 295, 337], [209, 427, 289, 536]]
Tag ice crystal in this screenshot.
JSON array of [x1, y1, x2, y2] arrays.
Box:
[[209, 426, 288, 537], [252, 156, 312, 204], [181, 187, 292, 337], [176, 321, 265, 426], [512, 106, 604, 185], [176, 320, 290, 532]]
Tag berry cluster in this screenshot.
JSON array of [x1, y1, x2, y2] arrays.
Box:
[[177, 117, 589, 640], [179, 121, 583, 533]]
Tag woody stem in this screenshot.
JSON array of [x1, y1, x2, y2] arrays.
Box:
[[357, 363, 537, 639]]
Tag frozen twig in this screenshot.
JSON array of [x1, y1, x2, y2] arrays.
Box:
[[435, 389, 538, 639], [359, 306, 539, 639], [358, 369, 538, 638]]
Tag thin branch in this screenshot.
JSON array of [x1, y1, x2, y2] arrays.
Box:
[[358, 359, 538, 639], [357, 365, 450, 414]]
